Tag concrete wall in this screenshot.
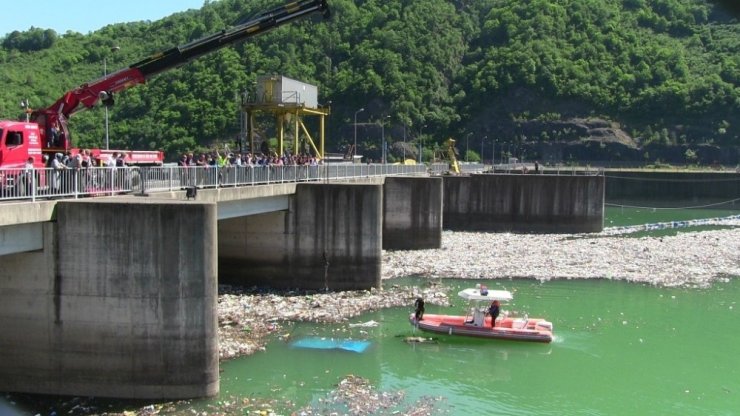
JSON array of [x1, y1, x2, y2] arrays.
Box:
[[443, 174, 604, 233], [0, 199, 219, 399], [219, 183, 383, 290], [383, 177, 443, 250], [0, 222, 56, 392], [219, 210, 288, 285]]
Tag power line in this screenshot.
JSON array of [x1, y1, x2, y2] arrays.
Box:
[[605, 198, 740, 210], [604, 174, 740, 183]]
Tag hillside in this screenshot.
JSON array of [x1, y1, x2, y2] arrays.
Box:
[[0, 0, 738, 164]]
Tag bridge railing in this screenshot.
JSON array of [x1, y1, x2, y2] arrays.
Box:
[[428, 162, 487, 174], [1, 163, 429, 202], [0, 166, 135, 202], [137, 163, 429, 194], [1, 162, 606, 202]]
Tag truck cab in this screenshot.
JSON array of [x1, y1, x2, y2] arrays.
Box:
[[0, 121, 47, 196], [0, 121, 45, 169]]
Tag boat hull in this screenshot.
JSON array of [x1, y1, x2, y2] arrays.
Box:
[[410, 313, 553, 343]]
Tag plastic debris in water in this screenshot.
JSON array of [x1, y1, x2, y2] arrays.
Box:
[[291, 337, 371, 353]]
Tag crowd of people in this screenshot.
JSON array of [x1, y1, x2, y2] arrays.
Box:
[[1, 150, 127, 198], [30, 150, 126, 195], [177, 147, 321, 168], [3, 145, 324, 199], [46, 149, 125, 170], [174, 147, 324, 188]]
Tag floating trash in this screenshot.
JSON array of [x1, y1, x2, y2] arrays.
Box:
[[403, 336, 438, 344], [291, 337, 371, 353], [297, 375, 447, 415], [348, 320, 380, 328], [382, 228, 740, 288], [216, 226, 738, 360], [600, 215, 740, 236]]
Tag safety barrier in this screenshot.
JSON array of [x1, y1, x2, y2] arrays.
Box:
[[0, 166, 135, 202], [0, 162, 608, 202], [0, 163, 429, 202], [429, 162, 486, 174]]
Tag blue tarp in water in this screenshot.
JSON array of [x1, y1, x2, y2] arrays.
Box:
[[291, 337, 371, 353]]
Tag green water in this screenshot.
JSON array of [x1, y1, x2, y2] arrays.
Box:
[[207, 205, 740, 415], [604, 204, 739, 228], [214, 278, 740, 415]]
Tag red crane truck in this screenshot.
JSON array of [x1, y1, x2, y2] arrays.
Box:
[[0, 0, 329, 191]]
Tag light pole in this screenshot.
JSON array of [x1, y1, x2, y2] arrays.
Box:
[[353, 108, 364, 162], [419, 124, 426, 163], [103, 45, 120, 150], [20, 99, 30, 122], [490, 137, 495, 166], [481, 135, 487, 165], [402, 124, 406, 162], [465, 132, 472, 162], [380, 115, 390, 164]]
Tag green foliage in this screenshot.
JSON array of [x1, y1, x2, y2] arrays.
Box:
[[684, 148, 698, 164], [464, 150, 481, 163], [2, 28, 57, 52], [0, 0, 737, 162]]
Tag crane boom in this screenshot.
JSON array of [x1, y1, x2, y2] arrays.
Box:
[[31, 0, 329, 149]]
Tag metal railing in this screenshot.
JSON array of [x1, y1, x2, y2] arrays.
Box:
[[0, 166, 135, 202], [138, 163, 429, 193], [428, 162, 486, 174], [1, 163, 429, 202], [490, 163, 604, 176], [1, 162, 609, 203]]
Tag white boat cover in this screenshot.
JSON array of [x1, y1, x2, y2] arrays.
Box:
[[458, 288, 513, 302]]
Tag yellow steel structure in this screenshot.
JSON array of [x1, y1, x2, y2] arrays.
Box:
[[242, 102, 330, 160], [445, 137, 461, 174]]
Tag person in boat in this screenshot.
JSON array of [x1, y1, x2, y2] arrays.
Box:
[[489, 300, 500, 328], [414, 297, 425, 321]]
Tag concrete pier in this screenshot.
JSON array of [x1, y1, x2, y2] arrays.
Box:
[[0, 199, 219, 399], [219, 183, 383, 290], [443, 174, 604, 233], [383, 177, 443, 250]]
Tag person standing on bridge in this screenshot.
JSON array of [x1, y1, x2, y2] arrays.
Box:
[[23, 156, 35, 196], [51, 153, 67, 193], [178, 153, 190, 188]]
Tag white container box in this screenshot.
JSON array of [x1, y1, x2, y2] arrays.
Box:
[[256, 75, 318, 109]]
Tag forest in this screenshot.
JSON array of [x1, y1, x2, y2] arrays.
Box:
[[0, 0, 738, 165]]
